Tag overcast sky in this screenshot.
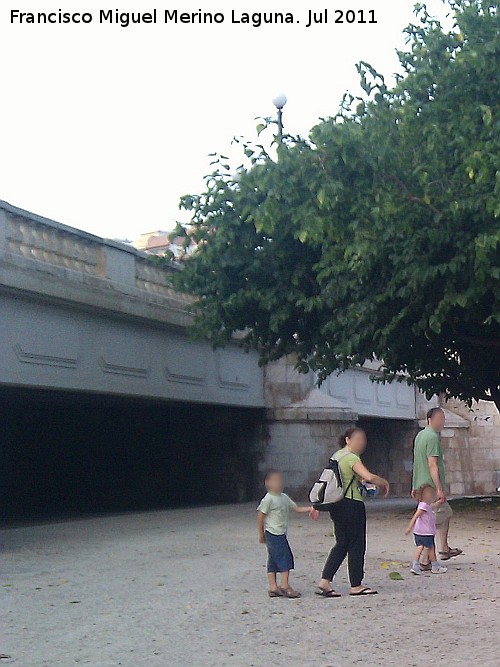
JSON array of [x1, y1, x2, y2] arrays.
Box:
[[1, 0, 450, 241]]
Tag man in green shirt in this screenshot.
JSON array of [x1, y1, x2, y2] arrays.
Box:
[[412, 407, 462, 563]]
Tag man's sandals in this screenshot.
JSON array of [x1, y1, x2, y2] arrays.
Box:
[[439, 548, 463, 561], [421, 547, 463, 567]]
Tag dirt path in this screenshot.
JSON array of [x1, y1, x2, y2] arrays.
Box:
[[1, 499, 499, 666]]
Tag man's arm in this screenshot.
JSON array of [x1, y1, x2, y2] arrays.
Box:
[[257, 511, 266, 543], [428, 457, 446, 502]]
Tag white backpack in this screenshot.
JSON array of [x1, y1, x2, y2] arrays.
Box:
[[309, 451, 356, 511]]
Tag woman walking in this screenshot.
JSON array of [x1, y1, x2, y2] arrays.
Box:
[[314, 427, 390, 597]]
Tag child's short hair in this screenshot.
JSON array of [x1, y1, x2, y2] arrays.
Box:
[[264, 469, 283, 483], [426, 407, 443, 422], [415, 484, 435, 502]]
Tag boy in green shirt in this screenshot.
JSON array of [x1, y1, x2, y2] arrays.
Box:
[[257, 470, 316, 598]]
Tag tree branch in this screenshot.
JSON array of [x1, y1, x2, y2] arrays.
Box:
[[384, 172, 442, 216]]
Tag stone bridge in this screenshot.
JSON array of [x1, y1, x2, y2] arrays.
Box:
[[0, 200, 496, 514]]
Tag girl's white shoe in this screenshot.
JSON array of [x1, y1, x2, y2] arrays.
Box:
[[431, 565, 447, 574]]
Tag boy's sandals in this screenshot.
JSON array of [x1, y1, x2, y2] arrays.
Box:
[[281, 587, 301, 598], [268, 587, 302, 598], [268, 589, 284, 598], [315, 587, 341, 598], [439, 548, 463, 561], [349, 587, 378, 596]]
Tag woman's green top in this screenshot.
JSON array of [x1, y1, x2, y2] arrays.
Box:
[[332, 447, 363, 502]]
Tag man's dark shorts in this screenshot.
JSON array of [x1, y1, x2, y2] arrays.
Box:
[[265, 531, 294, 573], [414, 534, 435, 549]]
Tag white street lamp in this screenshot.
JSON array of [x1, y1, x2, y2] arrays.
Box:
[[272, 93, 287, 144], [272, 93, 287, 110]]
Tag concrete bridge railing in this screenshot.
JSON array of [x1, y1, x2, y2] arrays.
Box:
[[0, 200, 192, 328]]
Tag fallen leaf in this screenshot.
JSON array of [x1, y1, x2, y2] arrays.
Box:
[[389, 571, 404, 580]]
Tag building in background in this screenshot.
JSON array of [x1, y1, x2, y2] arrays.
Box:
[[133, 230, 196, 259]]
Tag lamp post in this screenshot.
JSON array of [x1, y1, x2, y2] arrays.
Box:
[[272, 93, 287, 145]]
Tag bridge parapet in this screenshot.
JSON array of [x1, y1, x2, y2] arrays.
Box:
[[135, 256, 181, 298], [5, 208, 103, 276], [0, 200, 264, 407], [0, 200, 192, 328]]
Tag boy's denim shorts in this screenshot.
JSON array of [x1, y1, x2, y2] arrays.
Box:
[[414, 534, 435, 549], [265, 531, 294, 573]]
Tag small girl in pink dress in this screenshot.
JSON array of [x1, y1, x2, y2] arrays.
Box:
[[405, 484, 448, 575]]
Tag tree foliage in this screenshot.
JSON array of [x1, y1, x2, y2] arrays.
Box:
[[170, 1, 500, 410]]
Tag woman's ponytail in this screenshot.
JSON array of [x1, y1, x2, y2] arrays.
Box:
[[338, 427, 364, 448]]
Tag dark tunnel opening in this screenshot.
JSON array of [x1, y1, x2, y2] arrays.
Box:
[[0, 386, 264, 522]]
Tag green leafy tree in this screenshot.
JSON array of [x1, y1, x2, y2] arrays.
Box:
[[170, 0, 500, 410]]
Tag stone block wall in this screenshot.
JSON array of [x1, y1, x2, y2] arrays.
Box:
[[263, 355, 313, 408], [442, 399, 500, 495], [259, 357, 500, 499], [357, 418, 419, 497], [257, 416, 420, 499], [256, 417, 355, 500], [416, 392, 500, 496]]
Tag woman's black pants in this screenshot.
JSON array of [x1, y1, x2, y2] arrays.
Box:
[[321, 498, 366, 587]]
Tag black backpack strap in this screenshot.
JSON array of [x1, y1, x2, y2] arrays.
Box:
[[343, 473, 356, 498], [332, 451, 357, 498]]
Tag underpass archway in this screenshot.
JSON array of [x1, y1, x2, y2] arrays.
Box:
[[0, 386, 263, 521]]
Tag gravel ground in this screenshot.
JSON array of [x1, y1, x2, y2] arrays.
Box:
[[1, 498, 499, 667]]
